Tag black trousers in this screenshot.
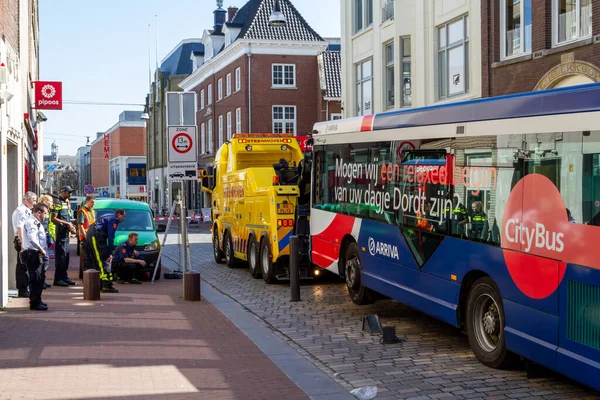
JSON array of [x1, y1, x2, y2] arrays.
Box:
[[54, 232, 70, 283], [15, 249, 29, 293], [113, 261, 138, 281], [23, 250, 44, 305]]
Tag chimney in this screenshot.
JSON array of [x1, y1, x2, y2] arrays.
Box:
[[228, 7, 238, 23]]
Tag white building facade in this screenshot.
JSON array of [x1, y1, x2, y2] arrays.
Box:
[[340, 0, 482, 117], [0, 0, 43, 306]]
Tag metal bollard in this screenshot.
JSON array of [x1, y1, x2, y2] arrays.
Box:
[[290, 235, 301, 302]]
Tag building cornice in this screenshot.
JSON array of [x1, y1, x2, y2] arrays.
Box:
[[179, 39, 328, 91]]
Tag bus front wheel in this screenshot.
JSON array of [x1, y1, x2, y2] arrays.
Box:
[[466, 277, 515, 369], [345, 243, 374, 305]]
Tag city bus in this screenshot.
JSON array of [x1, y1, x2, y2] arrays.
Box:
[[310, 83, 600, 392]]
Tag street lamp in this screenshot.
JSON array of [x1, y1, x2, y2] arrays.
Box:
[[269, 0, 287, 27], [140, 104, 150, 121]]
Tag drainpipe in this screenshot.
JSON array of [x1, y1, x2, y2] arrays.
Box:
[[326, 99, 329, 121], [247, 44, 252, 133]]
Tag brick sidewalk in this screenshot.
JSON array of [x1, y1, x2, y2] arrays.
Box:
[[0, 244, 309, 400]]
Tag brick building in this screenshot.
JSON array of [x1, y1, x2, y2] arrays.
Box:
[[179, 0, 341, 192], [482, 0, 600, 96], [89, 111, 146, 198]]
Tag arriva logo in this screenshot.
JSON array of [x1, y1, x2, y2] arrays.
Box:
[[367, 237, 399, 260]]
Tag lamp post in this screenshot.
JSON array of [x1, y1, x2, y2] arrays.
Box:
[[269, 0, 287, 27]]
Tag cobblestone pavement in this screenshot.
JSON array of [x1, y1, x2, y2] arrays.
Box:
[[162, 225, 600, 400]]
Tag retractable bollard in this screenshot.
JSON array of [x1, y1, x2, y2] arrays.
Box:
[[290, 235, 301, 302], [83, 269, 101, 301]]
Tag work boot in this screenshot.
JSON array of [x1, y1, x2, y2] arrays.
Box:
[[53, 280, 69, 287], [129, 278, 142, 284], [30, 303, 48, 311], [18, 290, 31, 298], [102, 283, 119, 293], [64, 278, 76, 285]]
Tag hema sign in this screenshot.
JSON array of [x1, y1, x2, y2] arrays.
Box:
[[34, 81, 62, 110]]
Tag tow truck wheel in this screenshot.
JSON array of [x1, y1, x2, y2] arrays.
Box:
[[345, 242, 374, 305], [225, 232, 237, 268], [260, 238, 276, 284], [213, 229, 224, 264], [248, 236, 261, 279]]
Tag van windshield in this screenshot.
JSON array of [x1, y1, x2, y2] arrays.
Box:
[[95, 209, 155, 231]]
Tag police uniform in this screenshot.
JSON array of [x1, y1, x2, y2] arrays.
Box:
[[112, 240, 142, 284], [52, 195, 74, 285], [22, 214, 47, 309], [11, 203, 32, 296], [86, 213, 120, 292], [470, 211, 489, 241]]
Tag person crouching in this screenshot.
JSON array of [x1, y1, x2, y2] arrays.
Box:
[[112, 232, 146, 285]]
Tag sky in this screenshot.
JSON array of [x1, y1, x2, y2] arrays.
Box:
[[39, 0, 341, 157]]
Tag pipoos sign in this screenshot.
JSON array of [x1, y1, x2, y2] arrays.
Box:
[[34, 81, 62, 110]]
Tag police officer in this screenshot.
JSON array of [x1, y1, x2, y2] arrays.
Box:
[[112, 232, 146, 284], [86, 208, 126, 293], [11, 191, 37, 297], [51, 186, 76, 287], [22, 203, 50, 311], [38, 195, 55, 290], [470, 201, 489, 241], [77, 195, 96, 278]]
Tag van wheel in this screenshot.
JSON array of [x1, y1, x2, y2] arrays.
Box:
[[224, 232, 237, 268], [466, 277, 515, 369], [213, 229, 224, 264], [260, 238, 276, 284], [345, 242, 374, 305], [248, 236, 261, 278]]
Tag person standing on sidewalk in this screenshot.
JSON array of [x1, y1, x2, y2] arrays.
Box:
[[86, 209, 126, 293], [77, 195, 96, 279], [112, 233, 145, 285], [11, 191, 37, 297], [38, 195, 55, 290], [51, 186, 76, 287], [22, 203, 50, 311]]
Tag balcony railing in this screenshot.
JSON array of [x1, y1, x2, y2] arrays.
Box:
[[382, 0, 394, 23]]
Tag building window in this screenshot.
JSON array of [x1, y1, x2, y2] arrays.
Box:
[[501, 0, 532, 58], [218, 115, 224, 147], [331, 113, 342, 120], [236, 107, 242, 133], [208, 84, 213, 105], [384, 41, 395, 109], [200, 89, 205, 109], [554, 0, 592, 45], [272, 106, 296, 134], [235, 67, 241, 92], [218, 78, 223, 101], [227, 111, 232, 140], [201, 123, 206, 154], [208, 119, 213, 153], [354, 0, 373, 34], [226, 73, 232, 96], [401, 37, 412, 107], [356, 58, 373, 116], [272, 64, 296, 87], [438, 15, 469, 99], [382, 0, 394, 22]]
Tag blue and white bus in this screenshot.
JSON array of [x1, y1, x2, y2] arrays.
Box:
[[310, 83, 600, 392]]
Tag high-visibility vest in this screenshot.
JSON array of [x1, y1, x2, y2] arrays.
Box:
[[77, 207, 96, 241]]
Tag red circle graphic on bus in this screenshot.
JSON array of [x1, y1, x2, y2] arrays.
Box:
[[502, 174, 567, 299]]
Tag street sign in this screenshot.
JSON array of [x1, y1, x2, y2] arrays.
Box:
[[84, 184, 94, 195], [168, 126, 198, 181], [102, 190, 109, 197]]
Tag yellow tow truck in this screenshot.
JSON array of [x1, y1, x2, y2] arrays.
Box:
[[202, 133, 312, 283]]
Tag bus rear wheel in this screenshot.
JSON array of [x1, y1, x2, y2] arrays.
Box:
[[247, 236, 261, 279], [213, 229, 224, 264], [466, 277, 515, 369], [345, 243, 374, 305]]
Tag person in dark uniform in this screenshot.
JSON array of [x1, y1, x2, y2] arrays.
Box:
[[51, 186, 76, 287], [112, 232, 146, 284], [22, 204, 50, 311], [470, 201, 489, 241], [87, 209, 126, 293]]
